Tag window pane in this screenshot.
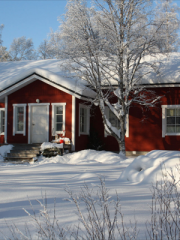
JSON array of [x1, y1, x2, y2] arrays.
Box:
[[109, 111, 120, 129], [167, 125, 176, 133], [17, 107, 24, 132], [56, 115, 63, 122], [167, 117, 175, 124], [17, 123, 23, 131], [56, 106, 63, 114], [176, 117, 180, 124], [176, 109, 180, 116], [80, 107, 87, 133], [167, 109, 175, 117], [56, 123, 62, 131], [176, 125, 180, 133]]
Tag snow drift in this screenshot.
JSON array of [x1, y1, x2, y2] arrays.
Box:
[[120, 150, 180, 183]]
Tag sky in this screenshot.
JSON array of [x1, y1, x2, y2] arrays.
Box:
[[0, 0, 180, 51], [0, 0, 67, 50]]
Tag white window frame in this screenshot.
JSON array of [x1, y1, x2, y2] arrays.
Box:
[[13, 104, 26, 136], [104, 106, 129, 137], [51, 103, 66, 135], [0, 108, 5, 135], [162, 105, 180, 137], [79, 104, 90, 136]]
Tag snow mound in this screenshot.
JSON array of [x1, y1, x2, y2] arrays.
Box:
[[40, 142, 63, 150], [38, 150, 124, 165], [119, 150, 180, 184], [0, 145, 13, 161]]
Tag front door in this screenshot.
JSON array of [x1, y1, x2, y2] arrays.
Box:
[[31, 105, 48, 143]]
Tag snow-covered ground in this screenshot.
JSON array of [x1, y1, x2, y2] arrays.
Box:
[[0, 146, 179, 239]]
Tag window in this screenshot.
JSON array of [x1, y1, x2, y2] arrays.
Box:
[[0, 108, 5, 135], [109, 110, 120, 129], [162, 105, 180, 137], [13, 104, 26, 136], [79, 104, 90, 135], [105, 106, 129, 137], [52, 103, 66, 135], [166, 109, 180, 133]]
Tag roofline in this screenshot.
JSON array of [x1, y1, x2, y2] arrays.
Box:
[[0, 72, 94, 100], [97, 82, 180, 89]]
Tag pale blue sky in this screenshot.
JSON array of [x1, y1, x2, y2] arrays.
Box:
[[0, 0, 180, 51], [0, 0, 67, 50]]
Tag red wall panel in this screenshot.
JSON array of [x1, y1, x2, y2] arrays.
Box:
[[91, 87, 180, 152], [7, 80, 72, 144]]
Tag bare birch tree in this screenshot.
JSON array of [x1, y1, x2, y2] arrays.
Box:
[[57, 0, 179, 154], [0, 24, 9, 62], [9, 36, 37, 61]]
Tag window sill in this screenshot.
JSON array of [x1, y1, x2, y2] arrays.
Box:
[[79, 132, 89, 135], [15, 132, 24, 135], [165, 133, 180, 136]]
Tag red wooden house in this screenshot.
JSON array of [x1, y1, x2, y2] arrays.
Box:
[[0, 54, 180, 154], [0, 60, 96, 152]]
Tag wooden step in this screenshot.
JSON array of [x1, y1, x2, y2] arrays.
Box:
[[5, 144, 40, 162]]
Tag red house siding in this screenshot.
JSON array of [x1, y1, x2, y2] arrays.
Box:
[[91, 87, 180, 152], [7, 80, 72, 144]]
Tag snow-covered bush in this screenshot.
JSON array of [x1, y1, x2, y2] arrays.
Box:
[[6, 179, 138, 240], [146, 166, 180, 240]]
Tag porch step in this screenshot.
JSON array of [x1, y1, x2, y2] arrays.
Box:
[[5, 144, 41, 162]]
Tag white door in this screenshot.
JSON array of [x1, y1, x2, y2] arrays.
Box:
[[31, 105, 48, 143]]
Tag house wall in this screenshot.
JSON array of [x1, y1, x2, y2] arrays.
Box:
[[91, 87, 180, 152], [7, 80, 72, 144]]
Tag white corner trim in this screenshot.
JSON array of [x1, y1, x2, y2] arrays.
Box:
[[79, 104, 90, 136], [51, 103, 66, 135], [72, 96, 76, 151], [13, 103, 27, 136], [5, 96, 8, 144], [162, 107, 166, 138]]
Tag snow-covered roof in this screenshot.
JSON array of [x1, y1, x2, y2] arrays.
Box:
[[140, 52, 180, 85], [0, 59, 96, 99]]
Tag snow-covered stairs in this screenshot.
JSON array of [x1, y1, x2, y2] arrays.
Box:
[[5, 144, 41, 162]]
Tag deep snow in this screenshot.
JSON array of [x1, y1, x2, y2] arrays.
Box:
[[0, 146, 179, 239]]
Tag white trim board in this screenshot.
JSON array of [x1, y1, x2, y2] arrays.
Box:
[[5, 96, 8, 143], [71, 96, 76, 151]]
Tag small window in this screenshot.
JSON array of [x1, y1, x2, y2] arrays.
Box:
[[166, 108, 180, 134], [105, 106, 129, 137], [16, 107, 24, 132], [109, 110, 120, 129], [79, 105, 90, 135], [52, 103, 66, 135], [55, 106, 63, 132], [13, 104, 26, 135], [0, 108, 5, 135]]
